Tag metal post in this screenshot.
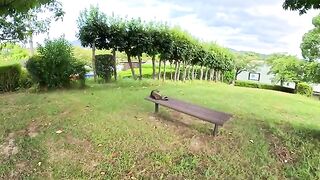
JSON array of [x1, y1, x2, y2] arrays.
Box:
[[213, 124, 218, 136], [155, 103, 159, 113]]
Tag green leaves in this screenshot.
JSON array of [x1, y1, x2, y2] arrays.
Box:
[[76, 8, 234, 80], [0, 0, 64, 43], [267, 54, 307, 84], [26, 37, 86, 88], [301, 28, 320, 61], [282, 0, 320, 15]]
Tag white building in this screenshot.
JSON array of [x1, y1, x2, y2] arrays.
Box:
[[237, 64, 320, 93]]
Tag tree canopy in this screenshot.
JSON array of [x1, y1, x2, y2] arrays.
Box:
[[0, 0, 60, 15], [76, 7, 234, 81], [267, 54, 307, 87], [233, 52, 261, 80], [283, 0, 320, 14], [301, 14, 320, 61], [0, 0, 64, 43]]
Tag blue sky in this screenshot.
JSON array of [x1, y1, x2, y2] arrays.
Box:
[[34, 0, 318, 56]]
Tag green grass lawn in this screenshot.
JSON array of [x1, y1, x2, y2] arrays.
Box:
[[0, 79, 319, 179]]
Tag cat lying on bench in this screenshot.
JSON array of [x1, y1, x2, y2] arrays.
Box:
[[150, 90, 168, 101]]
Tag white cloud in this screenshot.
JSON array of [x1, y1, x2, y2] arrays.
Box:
[[33, 0, 319, 57]]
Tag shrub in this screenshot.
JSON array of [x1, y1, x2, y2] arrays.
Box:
[[69, 59, 87, 87], [19, 68, 33, 89], [26, 55, 44, 85], [296, 82, 313, 97], [222, 70, 235, 84], [0, 63, 21, 92], [95, 54, 114, 82], [26, 37, 86, 89], [235, 80, 295, 93]]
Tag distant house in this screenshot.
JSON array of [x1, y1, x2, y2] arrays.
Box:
[[237, 63, 320, 93]]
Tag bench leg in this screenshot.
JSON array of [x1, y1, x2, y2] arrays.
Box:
[[155, 103, 159, 113], [213, 124, 219, 136]]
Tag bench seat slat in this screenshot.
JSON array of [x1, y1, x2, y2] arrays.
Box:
[[145, 97, 232, 126]]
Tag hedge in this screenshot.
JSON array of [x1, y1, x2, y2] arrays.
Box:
[[95, 54, 114, 82], [235, 80, 295, 93], [0, 63, 21, 92]]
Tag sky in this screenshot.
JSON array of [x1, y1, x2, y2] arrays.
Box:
[[34, 0, 319, 57]]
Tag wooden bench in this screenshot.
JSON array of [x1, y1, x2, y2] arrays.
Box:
[[145, 96, 232, 136]]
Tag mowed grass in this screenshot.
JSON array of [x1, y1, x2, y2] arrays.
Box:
[[0, 79, 319, 179]]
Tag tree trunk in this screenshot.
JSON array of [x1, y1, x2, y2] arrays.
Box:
[[174, 61, 178, 81], [127, 54, 136, 80], [235, 71, 239, 81], [209, 69, 214, 81], [177, 62, 181, 81], [163, 60, 166, 81], [205, 68, 209, 81], [29, 33, 34, 55], [187, 65, 190, 80], [92, 42, 97, 81], [138, 55, 142, 80], [112, 49, 117, 81], [200, 66, 204, 80], [182, 62, 187, 82], [195, 68, 198, 79], [214, 70, 218, 82], [280, 79, 284, 86], [170, 62, 173, 80], [221, 72, 224, 82], [158, 59, 161, 80], [152, 55, 156, 79], [191, 65, 195, 80]]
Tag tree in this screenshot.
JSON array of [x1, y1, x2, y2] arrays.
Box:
[[118, 18, 147, 80], [304, 62, 320, 83], [77, 6, 107, 81], [126, 18, 149, 80], [0, 0, 64, 43], [233, 52, 260, 80], [146, 22, 172, 80], [301, 14, 320, 61], [283, 0, 320, 14], [267, 54, 306, 88]]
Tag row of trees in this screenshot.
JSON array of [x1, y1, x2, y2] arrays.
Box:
[[76, 6, 234, 82]]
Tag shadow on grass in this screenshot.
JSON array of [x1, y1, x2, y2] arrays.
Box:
[[155, 111, 214, 136]]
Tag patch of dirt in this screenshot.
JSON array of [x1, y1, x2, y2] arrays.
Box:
[[189, 136, 206, 152], [26, 121, 40, 138], [0, 121, 39, 157], [7, 161, 30, 179], [46, 134, 104, 172], [0, 133, 19, 158], [268, 134, 295, 164]]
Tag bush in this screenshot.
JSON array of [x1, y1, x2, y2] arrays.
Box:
[[0, 63, 21, 92], [296, 82, 313, 97], [19, 68, 33, 89], [235, 80, 295, 93], [223, 70, 235, 84], [95, 54, 114, 82], [69, 59, 86, 87], [26, 37, 86, 89]]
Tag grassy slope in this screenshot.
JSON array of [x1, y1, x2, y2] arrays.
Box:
[[0, 80, 319, 179]]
